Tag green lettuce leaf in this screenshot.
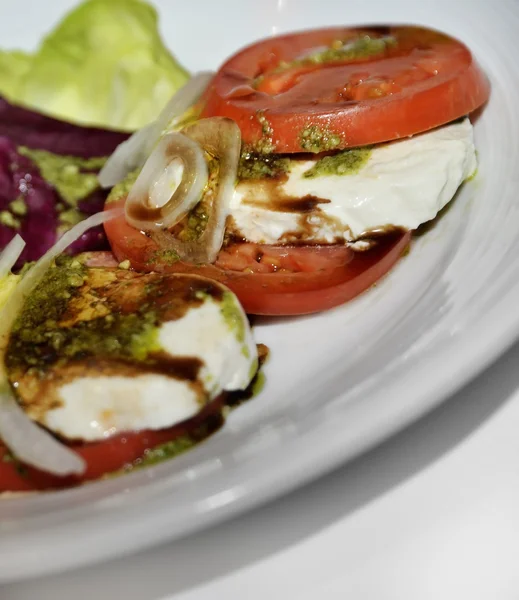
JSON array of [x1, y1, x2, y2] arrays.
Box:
[[0, 51, 32, 99], [0, 0, 189, 131]]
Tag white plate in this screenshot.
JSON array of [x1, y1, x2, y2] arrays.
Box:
[[0, 0, 518, 583]]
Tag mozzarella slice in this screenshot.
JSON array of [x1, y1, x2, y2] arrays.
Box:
[[231, 119, 477, 244], [158, 296, 255, 395], [8, 266, 257, 443], [47, 374, 203, 441], [42, 291, 256, 442], [43, 290, 256, 442]]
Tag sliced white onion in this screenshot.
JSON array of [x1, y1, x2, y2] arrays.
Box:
[[151, 71, 214, 143], [97, 123, 155, 189], [151, 117, 241, 264], [0, 208, 122, 476], [0, 389, 84, 477], [98, 72, 214, 188], [0, 235, 25, 279], [124, 132, 208, 230], [8, 208, 122, 299]]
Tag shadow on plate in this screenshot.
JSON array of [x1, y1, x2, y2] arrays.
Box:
[[4, 330, 518, 600]]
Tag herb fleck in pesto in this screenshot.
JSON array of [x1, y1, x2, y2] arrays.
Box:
[[257, 111, 272, 137], [251, 111, 276, 154], [176, 156, 219, 242], [299, 125, 341, 153], [146, 249, 180, 266], [238, 152, 290, 180], [118, 260, 131, 270], [106, 168, 140, 205], [184, 201, 209, 241], [18, 147, 106, 208], [303, 147, 372, 178]]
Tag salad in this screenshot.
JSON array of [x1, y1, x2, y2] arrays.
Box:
[[0, 1, 489, 492]]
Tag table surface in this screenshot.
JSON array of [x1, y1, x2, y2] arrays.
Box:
[[2, 332, 519, 600]]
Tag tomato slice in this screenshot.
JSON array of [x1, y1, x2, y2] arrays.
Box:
[[201, 25, 490, 152], [0, 397, 223, 493], [104, 199, 411, 316]]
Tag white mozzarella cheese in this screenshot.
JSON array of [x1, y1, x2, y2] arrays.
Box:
[[158, 295, 255, 395], [231, 119, 477, 244], [46, 374, 202, 442], [41, 291, 257, 442]]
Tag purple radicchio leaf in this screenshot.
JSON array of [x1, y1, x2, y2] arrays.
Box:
[[0, 98, 131, 266], [0, 97, 129, 158], [0, 137, 58, 268]]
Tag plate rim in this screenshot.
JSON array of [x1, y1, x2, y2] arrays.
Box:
[[1, 274, 518, 583]]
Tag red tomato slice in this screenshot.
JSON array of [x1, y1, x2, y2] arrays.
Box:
[[104, 199, 411, 316], [201, 25, 490, 152], [0, 397, 223, 493]]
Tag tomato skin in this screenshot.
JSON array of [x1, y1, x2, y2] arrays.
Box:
[[104, 199, 411, 316], [201, 25, 490, 152], [0, 397, 223, 493]]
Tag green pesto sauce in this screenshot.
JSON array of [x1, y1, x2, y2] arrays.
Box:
[[134, 435, 197, 467], [249, 111, 276, 154], [146, 249, 180, 266], [18, 261, 35, 277], [303, 147, 372, 178], [105, 168, 140, 205], [185, 203, 209, 241], [6, 257, 161, 372], [238, 152, 290, 180], [220, 290, 252, 359], [306, 35, 396, 65], [180, 156, 218, 242], [18, 147, 106, 208], [220, 291, 245, 344], [299, 125, 342, 153], [465, 164, 478, 182], [248, 354, 259, 380], [250, 370, 265, 396], [276, 35, 396, 73], [106, 417, 220, 478], [226, 350, 267, 412]]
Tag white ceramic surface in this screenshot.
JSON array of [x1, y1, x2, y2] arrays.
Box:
[[0, 0, 517, 583]]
